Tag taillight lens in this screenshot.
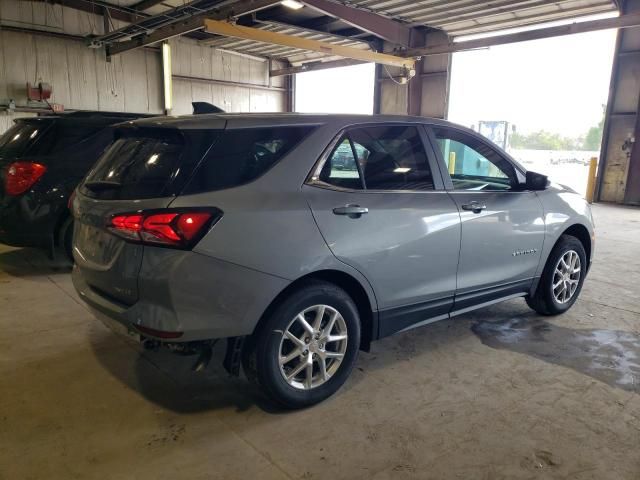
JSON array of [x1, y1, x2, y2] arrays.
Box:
[[108, 208, 221, 249], [4, 161, 47, 196]]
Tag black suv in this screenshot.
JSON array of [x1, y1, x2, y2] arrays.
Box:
[[0, 112, 148, 259]]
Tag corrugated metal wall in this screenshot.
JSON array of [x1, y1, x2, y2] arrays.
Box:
[[0, 0, 285, 133], [170, 37, 286, 115]]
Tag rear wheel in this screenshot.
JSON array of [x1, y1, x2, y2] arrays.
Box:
[[246, 281, 360, 409], [526, 234, 586, 315]]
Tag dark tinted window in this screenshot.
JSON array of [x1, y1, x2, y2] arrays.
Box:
[[346, 126, 434, 191], [0, 122, 45, 158], [0, 120, 108, 159], [319, 137, 364, 190], [82, 129, 215, 200], [183, 126, 314, 194], [30, 124, 103, 155]]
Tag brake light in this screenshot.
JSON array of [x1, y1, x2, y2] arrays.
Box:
[[4, 161, 47, 196], [108, 209, 221, 249]]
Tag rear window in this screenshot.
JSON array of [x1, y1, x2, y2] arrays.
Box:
[[81, 129, 216, 200], [30, 123, 104, 155], [0, 120, 104, 159], [182, 126, 315, 194], [0, 122, 45, 158]]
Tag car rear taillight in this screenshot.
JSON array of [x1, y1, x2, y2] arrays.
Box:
[[4, 161, 47, 196], [108, 208, 222, 249]]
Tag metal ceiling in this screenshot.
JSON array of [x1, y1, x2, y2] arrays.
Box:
[[343, 0, 618, 36], [92, 0, 619, 62]]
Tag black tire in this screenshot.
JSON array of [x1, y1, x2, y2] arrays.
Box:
[[60, 217, 74, 263], [526, 234, 587, 315], [246, 280, 361, 409]]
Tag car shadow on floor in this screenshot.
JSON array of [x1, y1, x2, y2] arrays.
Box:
[[89, 332, 294, 414], [0, 247, 71, 277], [87, 296, 640, 413], [472, 316, 640, 393]]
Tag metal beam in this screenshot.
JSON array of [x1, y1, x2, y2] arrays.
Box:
[[301, 0, 412, 46], [32, 0, 143, 23], [204, 19, 414, 68], [405, 12, 640, 56], [107, 0, 279, 56], [270, 58, 366, 76], [173, 74, 286, 91]]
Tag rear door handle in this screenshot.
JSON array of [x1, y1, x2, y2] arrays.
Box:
[[333, 205, 369, 218], [461, 202, 487, 214]]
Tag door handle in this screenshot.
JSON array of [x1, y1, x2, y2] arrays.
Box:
[[332, 204, 369, 218], [461, 202, 487, 214]]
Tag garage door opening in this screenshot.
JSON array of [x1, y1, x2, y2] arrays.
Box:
[[295, 63, 375, 114], [448, 16, 617, 197]]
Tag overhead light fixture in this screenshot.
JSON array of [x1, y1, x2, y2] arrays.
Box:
[[394, 167, 411, 173], [162, 42, 173, 112], [281, 0, 304, 9]]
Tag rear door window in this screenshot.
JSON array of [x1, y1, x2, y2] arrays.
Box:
[[183, 126, 314, 194], [319, 137, 364, 190], [315, 125, 435, 191], [81, 129, 215, 200]]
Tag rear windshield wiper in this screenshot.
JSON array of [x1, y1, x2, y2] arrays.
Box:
[[83, 180, 123, 191]]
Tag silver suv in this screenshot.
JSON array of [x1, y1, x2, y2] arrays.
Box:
[[71, 114, 594, 408]]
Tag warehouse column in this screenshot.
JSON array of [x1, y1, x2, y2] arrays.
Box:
[[376, 29, 451, 119]]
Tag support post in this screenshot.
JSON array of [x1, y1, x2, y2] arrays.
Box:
[[586, 157, 598, 203]]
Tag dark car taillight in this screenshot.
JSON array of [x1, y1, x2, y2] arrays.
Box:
[[108, 208, 222, 249], [4, 161, 47, 196]]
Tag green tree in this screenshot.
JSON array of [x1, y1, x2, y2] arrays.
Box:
[[510, 130, 580, 150], [583, 104, 606, 151]]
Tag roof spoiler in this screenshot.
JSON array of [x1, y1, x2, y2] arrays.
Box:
[[192, 102, 225, 114]]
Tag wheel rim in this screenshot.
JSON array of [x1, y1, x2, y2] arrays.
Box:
[[553, 250, 581, 304], [278, 305, 348, 390]]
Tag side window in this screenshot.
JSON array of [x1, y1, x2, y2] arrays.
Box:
[[319, 137, 364, 190], [434, 128, 517, 191], [352, 125, 434, 191], [184, 126, 314, 193]]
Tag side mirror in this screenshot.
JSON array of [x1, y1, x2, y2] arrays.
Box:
[[525, 171, 548, 191]]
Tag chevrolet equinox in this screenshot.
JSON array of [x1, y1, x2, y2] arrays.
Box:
[[71, 114, 595, 408]]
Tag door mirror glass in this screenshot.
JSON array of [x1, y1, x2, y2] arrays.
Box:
[[525, 171, 549, 191]]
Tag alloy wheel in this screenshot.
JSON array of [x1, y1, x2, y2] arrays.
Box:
[[553, 250, 581, 304], [278, 305, 348, 390]]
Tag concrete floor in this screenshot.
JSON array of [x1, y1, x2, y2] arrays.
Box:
[[2, 203, 640, 479]]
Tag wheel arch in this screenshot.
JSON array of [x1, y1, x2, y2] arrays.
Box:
[[560, 223, 592, 270], [251, 269, 377, 351]]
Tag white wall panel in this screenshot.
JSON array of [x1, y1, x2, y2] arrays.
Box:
[[169, 37, 285, 115]]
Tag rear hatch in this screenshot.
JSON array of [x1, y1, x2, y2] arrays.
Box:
[[0, 118, 55, 198], [73, 124, 221, 305], [0, 116, 122, 199]]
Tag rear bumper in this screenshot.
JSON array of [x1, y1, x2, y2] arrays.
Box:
[[72, 250, 289, 342]]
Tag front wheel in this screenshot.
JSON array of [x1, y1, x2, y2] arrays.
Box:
[[526, 234, 587, 315], [247, 281, 361, 409]]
